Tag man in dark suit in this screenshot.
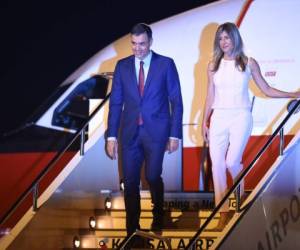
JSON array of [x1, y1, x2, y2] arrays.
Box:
[[106, 23, 183, 238]]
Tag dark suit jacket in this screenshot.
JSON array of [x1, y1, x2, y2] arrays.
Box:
[[107, 51, 183, 145]]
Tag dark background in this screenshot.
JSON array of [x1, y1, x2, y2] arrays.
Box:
[[0, 0, 215, 134]]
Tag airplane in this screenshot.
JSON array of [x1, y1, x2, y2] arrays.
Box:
[[31, 0, 300, 191]]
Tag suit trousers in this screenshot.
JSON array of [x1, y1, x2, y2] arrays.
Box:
[[209, 108, 253, 212], [121, 125, 167, 235]]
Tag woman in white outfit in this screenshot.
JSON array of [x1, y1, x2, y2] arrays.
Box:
[[202, 22, 300, 229]]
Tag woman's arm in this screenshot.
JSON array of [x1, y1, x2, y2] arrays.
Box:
[[202, 62, 215, 143], [249, 57, 300, 98]]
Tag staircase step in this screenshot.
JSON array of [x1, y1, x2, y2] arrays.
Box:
[[86, 215, 218, 230], [106, 210, 216, 218], [64, 229, 221, 249], [107, 191, 217, 211], [53, 191, 217, 211], [50, 191, 238, 217], [93, 229, 221, 237]]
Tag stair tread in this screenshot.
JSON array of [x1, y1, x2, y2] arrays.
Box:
[[107, 210, 218, 217], [91, 229, 221, 237]]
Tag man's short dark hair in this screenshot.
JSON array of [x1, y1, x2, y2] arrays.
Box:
[[130, 23, 152, 40]]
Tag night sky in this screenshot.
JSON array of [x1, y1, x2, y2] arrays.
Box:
[[0, 0, 215, 134]]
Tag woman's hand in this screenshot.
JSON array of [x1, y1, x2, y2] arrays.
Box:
[[295, 90, 300, 98]]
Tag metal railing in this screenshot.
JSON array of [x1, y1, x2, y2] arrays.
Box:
[[186, 99, 300, 249], [0, 92, 111, 226]]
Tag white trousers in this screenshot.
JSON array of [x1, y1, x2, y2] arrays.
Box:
[[209, 108, 253, 212]]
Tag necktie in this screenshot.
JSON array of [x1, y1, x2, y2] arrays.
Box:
[[138, 61, 145, 96], [138, 61, 144, 125]]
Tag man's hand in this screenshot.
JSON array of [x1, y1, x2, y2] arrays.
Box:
[[166, 138, 179, 154], [106, 140, 118, 159]]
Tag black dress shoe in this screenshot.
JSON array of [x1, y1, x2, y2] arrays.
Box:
[[151, 217, 163, 232], [130, 235, 147, 249]]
